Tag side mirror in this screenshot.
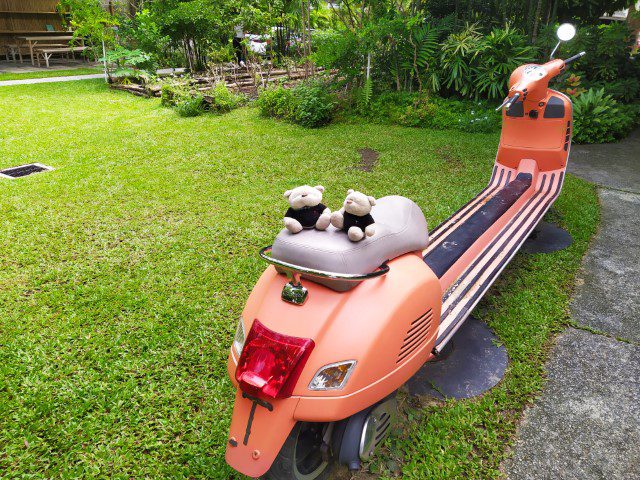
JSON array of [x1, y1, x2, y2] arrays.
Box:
[[556, 23, 576, 41], [551, 23, 576, 59]]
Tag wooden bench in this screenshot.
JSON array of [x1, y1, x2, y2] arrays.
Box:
[[36, 46, 88, 68], [5, 44, 23, 63]]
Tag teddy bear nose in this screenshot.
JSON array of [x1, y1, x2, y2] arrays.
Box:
[[301, 194, 307, 197]]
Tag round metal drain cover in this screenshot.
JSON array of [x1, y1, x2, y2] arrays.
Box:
[[406, 317, 508, 400]]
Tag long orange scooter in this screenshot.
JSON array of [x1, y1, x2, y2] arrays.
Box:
[[225, 24, 584, 479]]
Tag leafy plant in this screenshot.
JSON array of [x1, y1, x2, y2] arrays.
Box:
[[102, 45, 156, 81], [206, 83, 247, 114], [311, 29, 363, 81], [403, 23, 441, 93], [256, 85, 295, 118], [356, 77, 373, 112], [58, 0, 117, 57], [572, 88, 634, 143], [590, 77, 640, 104], [175, 94, 205, 117], [472, 26, 537, 99], [354, 91, 500, 133], [257, 82, 335, 128], [292, 83, 335, 128], [440, 23, 481, 97], [160, 81, 188, 107], [118, 8, 171, 67], [562, 73, 587, 98]]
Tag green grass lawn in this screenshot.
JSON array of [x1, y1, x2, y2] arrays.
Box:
[[0, 80, 599, 478], [0, 67, 102, 82]]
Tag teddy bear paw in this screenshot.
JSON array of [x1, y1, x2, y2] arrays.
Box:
[[284, 217, 303, 234], [348, 226, 365, 241], [330, 211, 344, 229], [315, 213, 331, 231], [365, 224, 376, 237]]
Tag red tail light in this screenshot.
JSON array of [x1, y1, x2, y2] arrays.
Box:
[[235, 320, 314, 399]]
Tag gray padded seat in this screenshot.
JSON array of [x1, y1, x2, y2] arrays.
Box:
[[272, 196, 429, 291]]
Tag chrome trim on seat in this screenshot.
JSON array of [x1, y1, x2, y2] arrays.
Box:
[[259, 246, 390, 282]]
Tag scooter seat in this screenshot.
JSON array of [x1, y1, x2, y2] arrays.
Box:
[[271, 196, 429, 291]]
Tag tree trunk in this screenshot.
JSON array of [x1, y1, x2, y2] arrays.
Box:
[[550, 0, 559, 26], [532, 0, 544, 42]]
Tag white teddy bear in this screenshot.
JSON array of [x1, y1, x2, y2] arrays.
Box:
[[283, 185, 332, 234], [330, 189, 377, 241]]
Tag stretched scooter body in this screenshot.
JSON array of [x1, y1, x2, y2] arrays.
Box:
[[226, 253, 441, 478], [225, 25, 584, 478]]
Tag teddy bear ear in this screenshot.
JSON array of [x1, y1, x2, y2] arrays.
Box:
[[368, 196, 377, 206], [347, 189, 354, 194], [314, 185, 325, 193], [284, 190, 293, 198]]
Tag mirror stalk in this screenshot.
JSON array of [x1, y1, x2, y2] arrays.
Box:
[[550, 41, 561, 60]]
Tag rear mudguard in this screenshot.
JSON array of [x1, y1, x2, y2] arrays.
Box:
[[225, 390, 298, 478]]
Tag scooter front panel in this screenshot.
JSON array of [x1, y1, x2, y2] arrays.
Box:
[[497, 89, 572, 172]]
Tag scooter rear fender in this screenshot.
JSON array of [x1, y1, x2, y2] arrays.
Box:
[[225, 389, 298, 478]]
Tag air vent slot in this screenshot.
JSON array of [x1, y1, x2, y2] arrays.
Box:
[[397, 309, 433, 363], [374, 413, 391, 447], [0, 163, 53, 179]]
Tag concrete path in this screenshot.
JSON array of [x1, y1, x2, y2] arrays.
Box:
[[0, 68, 186, 87], [506, 130, 640, 479], [569, 129, 640, 193], [0, 74, 104, 87]]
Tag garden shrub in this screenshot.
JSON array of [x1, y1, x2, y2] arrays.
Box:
[[290, 83, 335, 128], [440, 24, 537, 100], [102, 45, 157, 82], [590, 77, 640, 104], [206, 83, 247, 114], [311, 29, 363, 82], [472, 26, 537, 99], [160, 82, 183, 107], [399, 96, 499, 133], [175, 95, 205, 117], [257, 85, 295, 118], [359, 91, 500, 133], [161, 80, 245, 117], [257, 82, 335, 128], [572, 88, 635, 144]]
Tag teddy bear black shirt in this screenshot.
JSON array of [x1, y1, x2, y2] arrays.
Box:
[[343, 211, 375, 231], [285, 204, 327, 229]]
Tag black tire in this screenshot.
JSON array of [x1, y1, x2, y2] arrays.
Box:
[[261, 422, 334, 480]]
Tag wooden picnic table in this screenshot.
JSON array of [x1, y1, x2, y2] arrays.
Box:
[[16, 35, 83, 65]]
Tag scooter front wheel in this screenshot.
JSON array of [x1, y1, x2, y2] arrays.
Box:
[[262, 422, 334, 480]]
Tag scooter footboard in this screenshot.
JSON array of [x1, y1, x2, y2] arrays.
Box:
[[226, 390, 298, 478]]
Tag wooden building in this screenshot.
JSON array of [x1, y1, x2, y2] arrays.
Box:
[[0, 0, 67, 54]]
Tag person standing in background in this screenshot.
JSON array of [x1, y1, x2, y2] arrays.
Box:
[[233, 24, 246, 67]]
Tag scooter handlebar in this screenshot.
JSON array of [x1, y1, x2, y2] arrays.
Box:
[[496, 92, 521, 111], [564, 51, 586, 65]]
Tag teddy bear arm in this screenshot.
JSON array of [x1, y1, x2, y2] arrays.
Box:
[[315, 213, 331, 230], [330, 209, 345, 229], [365, 223, 376, 237], [284, 216, 303, 233]]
